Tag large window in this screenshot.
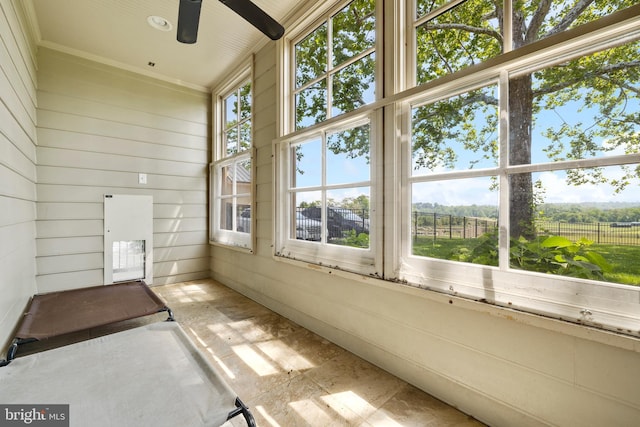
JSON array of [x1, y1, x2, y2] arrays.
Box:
[[276, 0, 380, 275], [276, 114, 380, 275], [277, 0, 640, 335], [211, 71, 253, 250], [293, 0, 376, 129], [403, 1, 640, 333]]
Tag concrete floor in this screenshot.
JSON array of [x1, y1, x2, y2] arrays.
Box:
[[18, 279, 486, 426]]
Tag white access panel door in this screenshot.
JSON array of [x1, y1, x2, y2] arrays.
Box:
[[104, 194, 153, 284]]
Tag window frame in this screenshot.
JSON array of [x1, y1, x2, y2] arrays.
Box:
[[287, 0, 382, 131], [210, 63, 255, 252], [275, 111, 383, 276], [275, 0, 383, 276], [399, 5, 640, 335], [275, 0, 640, 336]]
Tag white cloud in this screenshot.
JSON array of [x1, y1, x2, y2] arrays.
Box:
[[536, 168, 640, 204]]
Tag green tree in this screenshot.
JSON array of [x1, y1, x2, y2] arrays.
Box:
[[338, 195, 371, 218], [295, 0, 375, 155]]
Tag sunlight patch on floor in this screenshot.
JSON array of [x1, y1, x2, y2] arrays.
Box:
[[255, 405, 281, 427], [228, 319, 273, 341], [322, 390, 377, 421], [232, 344, 279, 376], [289, 399, 336, 425], [256, 340, 315, 371], [207, 349, 236, 380]]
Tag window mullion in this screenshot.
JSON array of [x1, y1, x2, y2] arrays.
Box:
[[327, 16, 334, 120], [321, 132, 328, 235], [498, 70, 510, 270]]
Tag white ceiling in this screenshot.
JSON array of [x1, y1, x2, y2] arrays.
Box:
[[27, 0, 299, 91]]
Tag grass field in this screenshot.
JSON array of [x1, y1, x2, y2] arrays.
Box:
[[412, 236, 640, 286]]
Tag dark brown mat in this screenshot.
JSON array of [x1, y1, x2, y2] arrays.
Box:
[[15, 281, 169, 340]]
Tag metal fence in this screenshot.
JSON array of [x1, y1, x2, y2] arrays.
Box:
[[297, 207, 369, 239], [536, 220, 640, 246], [412, 212, 498, 240], [412, 212, 640, 246]]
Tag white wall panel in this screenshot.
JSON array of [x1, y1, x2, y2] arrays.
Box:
[[37, 114, 208, 155], [0, 163, 36, 200], [36, 202, 103, 220], [37, 184, 206, 204], [154, 245, 208, 263], [155, 231, 208, 247], [37, 147, 206, 178], [0, 0, 38, 355], [35, 48, 210, 290], [37, 252, 103, 276], [37, 166, 206, 192], [36, 269, 103, 294], [36, 49, 208, 124], [0, 133, 36, 179], [154, 203, 206, 219], [37, 91, 208, 139], [37, 219, 102, 239], [37, 236, 103, 257]]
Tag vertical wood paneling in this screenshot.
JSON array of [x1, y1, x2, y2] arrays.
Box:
[[0, 0, 38, 352], [210, 40, 640, 427], [35, 48, 211, 291]]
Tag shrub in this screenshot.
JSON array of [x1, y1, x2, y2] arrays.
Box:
[[450, 232, 612, 280]]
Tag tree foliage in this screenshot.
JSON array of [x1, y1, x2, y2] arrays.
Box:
[[412, 0, 639, 239], [293, 0, 640, 243]]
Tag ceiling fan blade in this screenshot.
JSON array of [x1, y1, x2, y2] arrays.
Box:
[[177, 0, 202, 44], [219, 0, 285, 40]]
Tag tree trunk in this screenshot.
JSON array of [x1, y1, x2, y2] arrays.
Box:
[[509, 74, 536, 240]]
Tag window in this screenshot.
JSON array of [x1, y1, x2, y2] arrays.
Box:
[[414, 0, 502, 85], [112, 240, 145, 282], [276, 114, 380, 275], [402, 2, 640, 333], [277, 0, 640, 335], [411, 0, 636, 86], [211, 70, 253, 250], [293, 0, 376, 129], [276, 0, 380, 275]]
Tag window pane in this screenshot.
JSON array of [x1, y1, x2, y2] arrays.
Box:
[[112, 240, 145, 282], [240, 82, 252, 120], [220, 164, 234, 196], [512, 0, 632, 49], [295, 80, 328, 129], [416, 0, 450, 19], [295, 23, 327, 88], [326, 123, 370, 185], [332, 53, 376, 116], [332, 0, 375, 67], [293, 138, 322, 188], [236, 159, 251, 193], [236, 204, 251, 233], [412, 84, 499, 175], [240, 120, 251, 152], [411, 177, 499, 264], [226, 127, 238, 156], [416, 0, 501, 84], [219, 199, 232, 231], [327, 188, 370, 248], [294, 191, 322, 241], [510, 165, 640, 286], [225, 92, 238, 128], [525, 42, 640, 165]]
